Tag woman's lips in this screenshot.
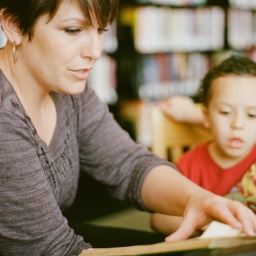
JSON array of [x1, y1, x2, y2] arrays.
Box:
[[70, 68, 92, 80]]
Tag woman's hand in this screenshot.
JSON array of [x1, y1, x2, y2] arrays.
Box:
[[165, 192, 256, 242]]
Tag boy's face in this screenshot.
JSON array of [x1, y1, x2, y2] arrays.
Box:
[[203, 75, 256, 160]]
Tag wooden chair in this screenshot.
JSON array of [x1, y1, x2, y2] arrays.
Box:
[[150, 104, 212, 163]]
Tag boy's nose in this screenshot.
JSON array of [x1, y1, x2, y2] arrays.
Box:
[[231, 115, 244, 130]]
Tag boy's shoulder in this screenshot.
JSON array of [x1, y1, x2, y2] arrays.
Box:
[[176, 142, 212, 173], [181, 142, 209, 159]]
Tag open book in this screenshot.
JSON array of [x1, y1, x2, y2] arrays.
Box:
[[80, 221, 256, 255]]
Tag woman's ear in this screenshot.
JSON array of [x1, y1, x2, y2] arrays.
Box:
[[202, 105, 210, 129], [0, 11, 22, 45]]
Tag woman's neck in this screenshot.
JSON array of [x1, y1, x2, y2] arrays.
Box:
[[0, 47, 57, 146]]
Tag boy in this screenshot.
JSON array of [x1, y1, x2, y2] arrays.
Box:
[[152, 55, 256, 240]]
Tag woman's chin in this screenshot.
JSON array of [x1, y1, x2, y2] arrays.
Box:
[[67, 83, 87, 95]]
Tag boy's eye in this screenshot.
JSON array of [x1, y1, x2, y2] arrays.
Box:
[[64, 28, 81, 35], [219, 110, 230, 115], [248, 113, 256, 118]]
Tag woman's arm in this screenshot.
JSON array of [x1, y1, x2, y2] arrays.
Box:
[[150, 214, 203, 238], [151, 214, 184, 235], [77, 88, 177, 209], [141, 165, 256, 241]]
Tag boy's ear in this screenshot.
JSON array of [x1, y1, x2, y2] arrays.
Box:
[[202, 106, 210, 129], [0, 11, 22, 45]]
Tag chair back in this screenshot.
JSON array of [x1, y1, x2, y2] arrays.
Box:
[[150, 104, 212, 163]]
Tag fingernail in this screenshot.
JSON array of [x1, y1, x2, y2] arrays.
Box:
[[248, 230, 256, 237], [165, 236, 171, 242]]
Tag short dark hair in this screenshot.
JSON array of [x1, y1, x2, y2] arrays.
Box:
[[0, 0, 119, 40], [198, 55, 256, 107]]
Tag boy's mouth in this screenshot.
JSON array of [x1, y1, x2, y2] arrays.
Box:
[[228, 137, 243, 148]]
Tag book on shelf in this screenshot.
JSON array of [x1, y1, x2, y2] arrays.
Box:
[[229, 0, 256, 9], [88, 55, 118, 105], [0, 29, 7, 48], [228, 8, 255, 50], [103, 22, 118, 54], [137, 52, 210, 101], [120, 6, 225, 54]]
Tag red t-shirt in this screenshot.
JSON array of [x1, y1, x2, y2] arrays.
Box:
[[177, 143, 256, 213]]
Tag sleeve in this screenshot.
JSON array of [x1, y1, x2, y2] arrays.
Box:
[[77, 87, 177, 210], [0, 111, 90, 256]]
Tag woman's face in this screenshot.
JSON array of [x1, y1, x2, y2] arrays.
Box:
[[18, 0, 104, 95], [204, 75, 256, 160]]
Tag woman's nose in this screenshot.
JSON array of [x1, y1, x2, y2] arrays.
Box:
[[82, 30, 103, 60]]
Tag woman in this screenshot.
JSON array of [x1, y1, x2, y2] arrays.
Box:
[[0, 0, 255, 255]]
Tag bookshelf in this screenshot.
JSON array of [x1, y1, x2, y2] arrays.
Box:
[[117, 0, 256, 102], [116, 0, 256, 145]]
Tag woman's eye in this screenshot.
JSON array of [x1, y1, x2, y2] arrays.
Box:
[[98, 27, 108, 34], [64, 28, 81, 35]]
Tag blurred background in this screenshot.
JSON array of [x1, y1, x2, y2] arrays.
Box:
[[90, 0, 256, 148]]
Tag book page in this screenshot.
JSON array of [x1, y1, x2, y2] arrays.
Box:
[[200, 221, 245, 239]]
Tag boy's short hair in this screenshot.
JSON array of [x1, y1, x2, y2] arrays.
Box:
[[198, 55, 256, 106]]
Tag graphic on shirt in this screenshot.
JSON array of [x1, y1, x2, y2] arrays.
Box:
[[225, 163, 256, 213]]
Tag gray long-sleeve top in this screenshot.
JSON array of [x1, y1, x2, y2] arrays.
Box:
[[0, 70, 175, 255]]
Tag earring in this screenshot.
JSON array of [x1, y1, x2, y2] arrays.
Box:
[[13, 41, 18, 64]]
